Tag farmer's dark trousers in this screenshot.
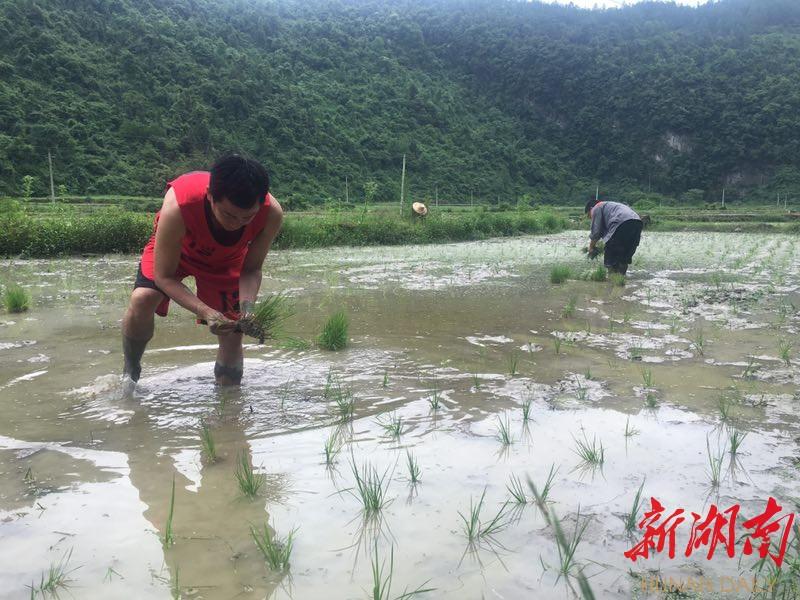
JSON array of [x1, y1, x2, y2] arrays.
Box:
[[604, 219, 643, 275]]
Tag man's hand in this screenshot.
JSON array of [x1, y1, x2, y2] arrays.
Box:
[[587, 247, 601, 260], [200, 307, 237, 335]]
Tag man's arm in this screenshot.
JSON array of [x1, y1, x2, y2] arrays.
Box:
[[239, 199, 284, 313], [153, 189, 235, 332]]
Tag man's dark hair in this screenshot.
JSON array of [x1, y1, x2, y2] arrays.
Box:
[[209, 154, 270, 209], [585, 197, 600, 215]]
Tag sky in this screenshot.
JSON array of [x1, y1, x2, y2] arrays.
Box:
[[538, 0, 711, 9]]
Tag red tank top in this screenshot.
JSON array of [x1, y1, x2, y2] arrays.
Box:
[[141, 171, 272, 279]]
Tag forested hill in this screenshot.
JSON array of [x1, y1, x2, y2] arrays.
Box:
[[1, 0, 799, 205]]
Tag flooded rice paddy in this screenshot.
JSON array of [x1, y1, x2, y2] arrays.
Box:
[[1, 231, 800, 599]]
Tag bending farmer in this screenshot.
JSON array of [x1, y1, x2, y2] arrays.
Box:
[[585, 198, 642, 275], [122, 154, 283, 386]]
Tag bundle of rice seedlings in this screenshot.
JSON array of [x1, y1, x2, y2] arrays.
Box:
[[236, 294, 294, 343], [318, 310, 349, 351], [3, 284, 30, 313]]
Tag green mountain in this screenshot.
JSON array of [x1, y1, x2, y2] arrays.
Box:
[[1, 0, 799, 205]]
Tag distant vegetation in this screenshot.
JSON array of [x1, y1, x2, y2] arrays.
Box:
[[1, 0, 799, 207]]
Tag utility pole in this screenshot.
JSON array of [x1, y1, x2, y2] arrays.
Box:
[[399, 154, 406, 216], [48, 150, 55, 202]]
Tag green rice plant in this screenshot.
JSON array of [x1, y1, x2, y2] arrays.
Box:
[[584, 367, 593, 381], [200, 422, 217, 463], [171, 566, 180, 600], [406, 451, 421, 484], [349, 458, 392, 515], [669, 317, 679, 335], [3, 284, 30, 313], [471, 372, 480, 390], [623, 479, 646, 533], [324, 430, 342, 465], [562, 296, 577, 318], [278, 336, 311, 350], [749, 523, 800, 600], [628, 346, 643, 361], [572, 432, 604, 466], [624, 417, 640, 438], [553, 337, 562, 355], [690, 330, 705, 356], [706, 437, 724, 488], [589, 265, 607, 282], [741, 356, 759, 380], [323, 369, 334, 399], [163, 476, 176, 548], [644, 392, 658, 409], [331, 381, 355, 422], [717, 395, 734, 423], [250, 520, 296, 571], [778, 339, 793, 366], [427, 378, 442, 410], [623, 311, 631, 325], [318, 310, 349, 351], [507, 474, 529, 505], [609, 273, 625, 287], [237, 293, 294, 343], [640, 368, 654, 388], [521, 397, 532, 421], [370, 542, 434, 600], [533, 464, 559, 509], [381, 370, 389, 389], [377, 413, 404, 439], [550, 265, 571, 284], [31, 548, 77, 597], [507, 350, 520, 376], [459, 488, 511, 542], [575, 378, 587, 402], [496, 414, 513, 446], [728, 428, 748, 455], [234, 451, 266, 499]]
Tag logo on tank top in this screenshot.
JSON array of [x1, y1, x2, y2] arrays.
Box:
[[188, 239, 216, 257]]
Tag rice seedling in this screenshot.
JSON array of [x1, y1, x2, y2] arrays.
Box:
[[250, 520, 296, 571], [748, 523, 800, 600], [324, 430, 342, 465], [717, 395, 734, 423], [349, 458, 392, 515], [381, 370, 389, 389], [507, 349, 520, 376], [553, 337, 562, 355], [644, 392, 658, 409], [609, 273, 625, 287], [589, 265, 607, 282], [741, 356, 759, 380], [234, 451, 266, 499], [575, 378, 587, 402], [572, 432, 604, 466], [562, 295, 577, 318], [640, 368, 654, 388], [199, 422, 217, 463], [729, 428, 748, 455], [236, 293, 294, 343], [507, 474, 529, 505], [533, 464, 559, 509], [550, 265, 571, 284], [623, 479, 646, 533], [471, 372, 480, 390], [624, 417, 640, 437], [584, 320, 592, 334], [584, 367, 592, 381], [459, 488, 511, 542], [521, 397, 532, 421], [406, 451, 421, 484], [377, 413, 404, 439], [778, 339, 793, 366], [330, 381, 355, 422], [427, 377, 442, 410], [323, 369, 334, 399], [669, 317, 679, 335], [171, 566, 180, 600], [278, 336, 311, 350], [706, 437, 725, 488], [318, 310, 349, 351], [3, 284, 30, 313], [163, 477, 176, 548], [103, 567, 122, 583], [31, 548, 77, 596], [628, 346, 643, 361], [690, 330, 705, 356], [496, 414, 513, 446], [623, 311, 631, 325], [370, 542, 434, 600]]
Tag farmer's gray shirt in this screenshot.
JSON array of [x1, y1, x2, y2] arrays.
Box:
[[590, 201, 641, 243]]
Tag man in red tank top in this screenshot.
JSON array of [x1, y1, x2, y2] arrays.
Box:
[[121, 154, 283, 386]]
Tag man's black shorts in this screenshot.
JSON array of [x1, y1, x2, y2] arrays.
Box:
[[604, 219, 643, 269]]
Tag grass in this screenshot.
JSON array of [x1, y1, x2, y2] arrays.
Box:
[[377, 413, 404, 439], [349, 458, 392, 515], [640, 368, 654, 388], [3, 284, 30, 313], [199, 422, 217, 463], [728, 428, 748, 455], [370, 542, 434, 600], [237, 293, 294, 342], [623, 479, 646, 533], [31, 549, 77, 597], [589, 265, 607, 282], [234, 451, 266, 499], [624, 417, 640, 437], [507, 350, 520, 376], [550, 265, 572, 284], [250, 520, 296, 571], [318, 310, 349, 351], [406, 451, 421, 484], [496, 414, 513, 445], [459, 488, 511, 543], [778, 339, 793, 366], [706, 437, 725, 487], [507, 474, 529, 505], [562, 296, 577, 318], [573, 432, 605, 466], [163, 476, 176, 548]]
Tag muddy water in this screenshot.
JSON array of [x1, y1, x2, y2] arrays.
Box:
[[1, 231, 799, 599]]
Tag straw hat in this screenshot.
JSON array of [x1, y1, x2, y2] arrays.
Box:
[[412, 202, 428, 216]]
